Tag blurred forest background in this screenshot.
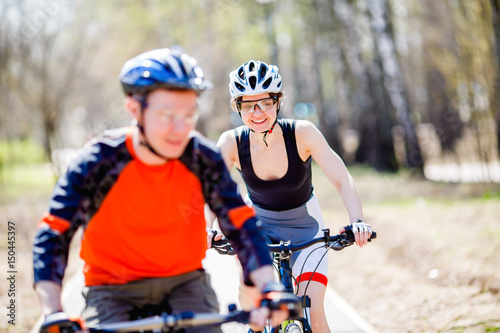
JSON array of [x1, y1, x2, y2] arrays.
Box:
[[1, 0, 500, 182]]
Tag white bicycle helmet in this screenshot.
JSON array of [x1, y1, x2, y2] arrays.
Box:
[[228, 60, 282, 99]]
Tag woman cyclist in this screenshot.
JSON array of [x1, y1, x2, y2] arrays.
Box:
[[212, 60, 372, 333]]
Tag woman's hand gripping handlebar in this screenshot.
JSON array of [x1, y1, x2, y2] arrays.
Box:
[[339, 219, 372, 247]]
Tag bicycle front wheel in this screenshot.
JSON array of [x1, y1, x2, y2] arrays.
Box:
[[284, 322, 303, 333]]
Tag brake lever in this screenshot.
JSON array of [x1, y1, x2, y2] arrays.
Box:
[[331, 234, 354, 251], [330, 239, 345, 251]]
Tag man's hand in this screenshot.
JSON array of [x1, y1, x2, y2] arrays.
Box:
[[39, 311, 88, 333], [206, 228, 224, 249], [248, 280, 299, 331], [249, 306, 289, 330]]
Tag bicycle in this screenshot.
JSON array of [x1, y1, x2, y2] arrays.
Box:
[[212, 225, 377, 333], [39, 291, 301, 333]]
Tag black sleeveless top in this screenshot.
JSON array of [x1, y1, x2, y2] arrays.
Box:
[[235, 119, 313, 211]]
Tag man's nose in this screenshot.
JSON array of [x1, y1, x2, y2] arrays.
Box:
[[171, 117, 189, 132]]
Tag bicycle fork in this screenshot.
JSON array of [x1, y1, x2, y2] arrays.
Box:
[[276, 258, 312, 333], [297, 295, 312, 333]]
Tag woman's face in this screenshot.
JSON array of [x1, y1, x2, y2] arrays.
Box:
[[238, 93, 278, 132]]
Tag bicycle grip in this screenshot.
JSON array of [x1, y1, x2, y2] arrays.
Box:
[[211, 238, 236, 255], [343, 225, 377, 242]]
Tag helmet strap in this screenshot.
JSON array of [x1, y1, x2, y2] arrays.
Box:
[[135, 96, 169, 161], [262, 117, 278, 147], [239, 105, 280, 148]]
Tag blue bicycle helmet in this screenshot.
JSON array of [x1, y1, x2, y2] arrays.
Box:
[[119, 47, 212, 96]]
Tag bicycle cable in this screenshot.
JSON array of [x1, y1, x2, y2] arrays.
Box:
[[295, 245, 327, 326], [277, 260, 299, 287], [294, 241, 341, 327], [296, 245, 328, 294], [302, 244, 334, 297]]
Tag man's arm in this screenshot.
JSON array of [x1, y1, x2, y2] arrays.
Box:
[[205, 129, 239, 248], [192, 134, 272, 285], [34, 281, 63, 316], [33, 150, 88, 316]]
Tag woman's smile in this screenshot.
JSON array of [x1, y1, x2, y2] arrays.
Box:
[[252, 118, 268, 125]]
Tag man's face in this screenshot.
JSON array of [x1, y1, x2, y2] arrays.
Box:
[[140, 89, 199, 159]]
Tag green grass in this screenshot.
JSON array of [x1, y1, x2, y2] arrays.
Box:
[[0, 163, 56, 202], [0, 139, 47, 165], [0, 139, 55, 202], [481, 190, 500, 200]]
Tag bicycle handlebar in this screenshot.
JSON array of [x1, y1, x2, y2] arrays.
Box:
[[268, 226, 376, 253], [211, 227, 376, 255], [93, 309, 248, 332], [40, 293, 301, 333], [95, 290, 300, 332]]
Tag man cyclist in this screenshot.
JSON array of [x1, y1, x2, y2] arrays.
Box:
[[33, 48, 286, 332]]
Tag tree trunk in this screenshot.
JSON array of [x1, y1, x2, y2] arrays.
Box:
[[42, 115, 56, 161], [367, 0, 423, 171], [311, 0, 343, 154], [355, 54, 398, 171], [426, 68, 464, 157], [333, 0, 398, 170], [312, 36, 344, 155], [490, 0, 500, 154]]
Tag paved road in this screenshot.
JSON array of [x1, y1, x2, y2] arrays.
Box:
[[31, 250, 377, 333], [424, 161, 500, 183]]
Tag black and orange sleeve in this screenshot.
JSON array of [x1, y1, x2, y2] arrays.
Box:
[[181, 135, 272, 285]]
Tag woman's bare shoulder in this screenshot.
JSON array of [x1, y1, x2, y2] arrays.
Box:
[[217, 126, 245, 150], [294, 119, 320, 137]]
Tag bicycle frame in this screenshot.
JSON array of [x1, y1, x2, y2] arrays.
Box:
[[270, 240, 313, 333]]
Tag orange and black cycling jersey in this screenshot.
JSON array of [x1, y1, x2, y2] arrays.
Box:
[[33, 127, 271, 286]]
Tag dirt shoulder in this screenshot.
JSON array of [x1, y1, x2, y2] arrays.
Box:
[[318, 169, 500, 333]]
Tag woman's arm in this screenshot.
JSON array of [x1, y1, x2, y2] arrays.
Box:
[[296, 120, 370, 246], [216, 129, 238, 171]]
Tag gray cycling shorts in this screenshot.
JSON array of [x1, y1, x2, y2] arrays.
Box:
[[81, 269, 221, 333], [251, 194, 329, 286]]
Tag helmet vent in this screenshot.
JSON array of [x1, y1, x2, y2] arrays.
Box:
[[248, 61, 255, 72], [249, 76, 256, 89], [235, 82, 246, 92], [262, 77, 272, 89], [238, 66, 245, 80], [258, 65, 267, 83]]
